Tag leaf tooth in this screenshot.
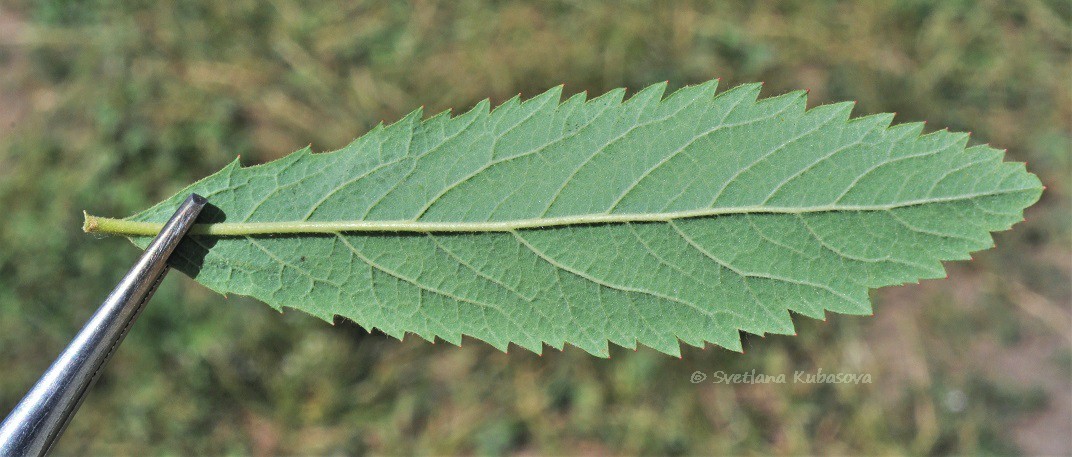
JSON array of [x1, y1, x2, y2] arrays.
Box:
[[366, 108, 423, 150], [725, 332, 746, 353], [543, 338, 566, 352], [283, 144, 312, 163], [569, 87, 618, 118], [423, 108, 453, 126], [648, 81, 714, 118], [963, 144, 1003, 164], [484, 335, 512, 353], [590, 341, 612, 358], [223, 156, 242, 171], [1002, 160, 1043, 191], [924, 128, 971, 149], [213, 156, 241, 178], [917, 259, 948, 280], [694, 77, 720, 97], [510, 333, 546, 354], [444, 98, 490, 129], [412, 330, 439, 344], [754, 89, 808, 117], [394, 105, 425, 129], [437, 331, 463, 347], [735, 316, 778, 340], [341, 121, 387, 152], [576, 89, 589, 103], [559, 332, 610, 357], [765, 308, 797, 336], [676, 331, 707, 349], [588, 86, 627, 106], [815, 100, 856, 122], [788, 306, 825, 322], [850, 112, 897, 133], [549, 91, 589, 133], [660, 340, 683, 358], [952, 131, 973, 150], [380, 326, 407, 341], [720, 82, 764, 107], [660, 78, 716, 105], [523, 84, 564, 109], [821, 288, 872, 316], [695, 326, 744, 353], [632, 333, 683, 356], [560, 90, 588, 109], [797, 99, 849, 128], [492, 93, 523, 116], [624, 80, 668, 108], [738, 81, 765, 95], [783, 88, 810, 103], [234, 144, 311, 175], [891, 121, 928, 141]]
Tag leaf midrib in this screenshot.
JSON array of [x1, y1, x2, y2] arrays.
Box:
[[83, 187, 1032, 236]]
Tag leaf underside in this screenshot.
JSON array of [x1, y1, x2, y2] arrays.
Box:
[[115, 79, 1041, 357]]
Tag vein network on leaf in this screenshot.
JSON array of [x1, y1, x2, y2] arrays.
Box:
[[84, 78, 1043, 357]]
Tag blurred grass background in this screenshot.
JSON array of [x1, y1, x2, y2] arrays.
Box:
[[0, 0, 1069, 455]]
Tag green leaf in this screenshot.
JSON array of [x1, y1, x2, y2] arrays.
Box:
[[84, 80, 1042, 357]]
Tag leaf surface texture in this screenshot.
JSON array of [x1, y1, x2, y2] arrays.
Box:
[[103, 80, 1042, 356]]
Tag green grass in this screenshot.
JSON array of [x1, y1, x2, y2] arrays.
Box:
[[1, 0, 1069, 454]]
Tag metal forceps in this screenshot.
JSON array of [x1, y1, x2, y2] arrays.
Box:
[[0, 194, 207, 456]]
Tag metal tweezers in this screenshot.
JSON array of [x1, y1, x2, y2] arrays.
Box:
[[0, 194, 207, 456]]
